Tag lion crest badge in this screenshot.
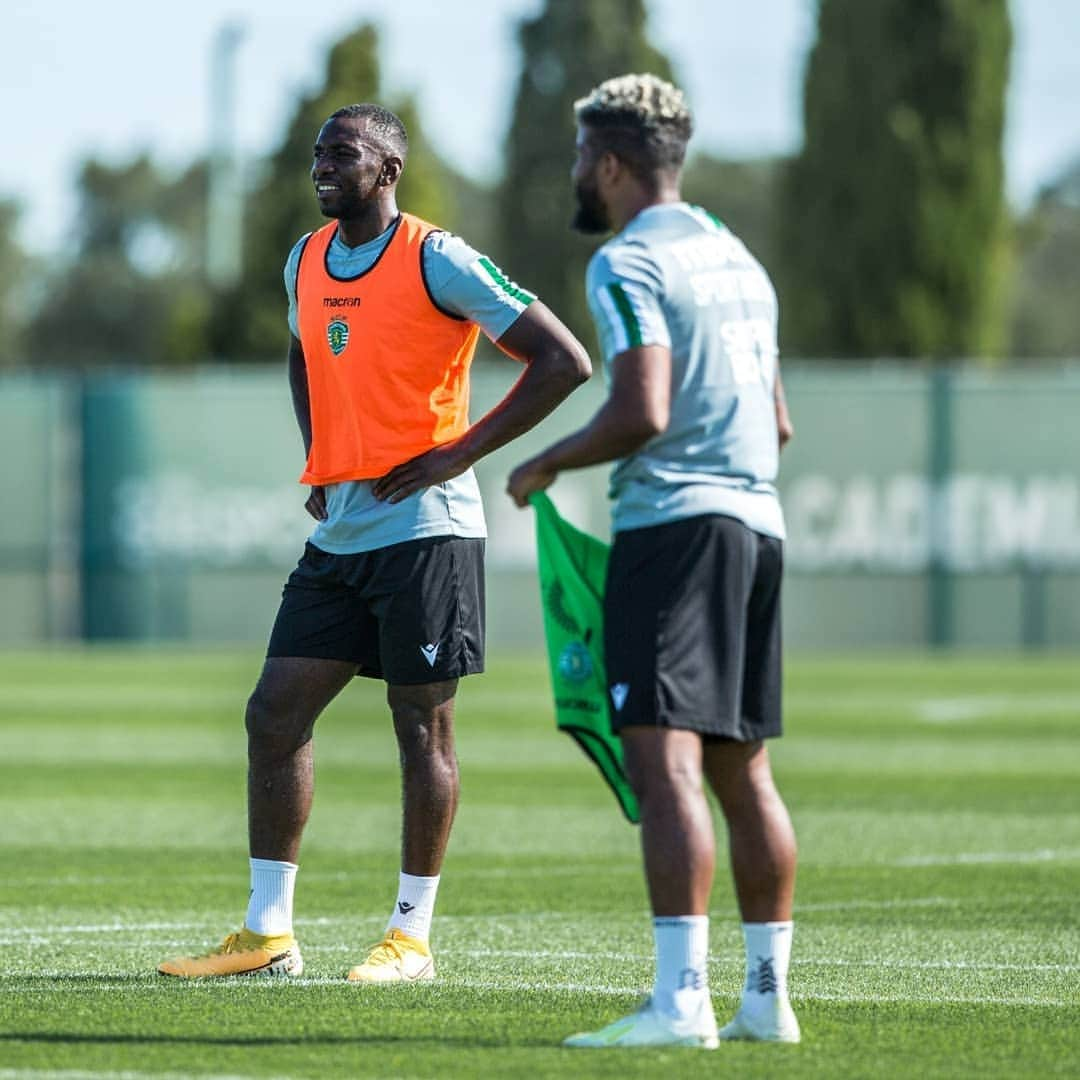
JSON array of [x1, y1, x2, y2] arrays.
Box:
[[326, 318, 350, 356], [557, 640, 594, 684]]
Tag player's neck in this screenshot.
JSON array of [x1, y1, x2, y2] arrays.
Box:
[[612, 185, 681, 232], [335, 200, 400, 248]]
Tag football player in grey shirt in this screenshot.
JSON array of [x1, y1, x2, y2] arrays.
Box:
[[509, 74, 799, 1049]]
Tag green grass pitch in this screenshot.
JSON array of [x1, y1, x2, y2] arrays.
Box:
[[0, 648, 1077, 1078]]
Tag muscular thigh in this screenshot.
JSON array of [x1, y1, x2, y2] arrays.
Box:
[[246, 655, 358, 746]]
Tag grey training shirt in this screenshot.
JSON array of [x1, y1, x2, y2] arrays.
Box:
[[586, 202, 785, 539]]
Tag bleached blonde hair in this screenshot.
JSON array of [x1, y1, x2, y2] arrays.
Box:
[[573, 73, 693, 175], [574, 74, 692, 131]]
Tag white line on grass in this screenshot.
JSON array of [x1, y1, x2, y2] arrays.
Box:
[[297, 947, 1080, 974], [0, 865, 633, 890], [895, 849, 1080, 866], [0, 912, 638, 938], [0, 921, 213, 940], [0, 895, 1004, 937], [0, 1072, 292, 1080], [795, 895, 964, 912], [913, 695, 1080, 723], [450, 951, 1080, 973], [0, 891, 1068, 941], [801, 958, 1080, 973]]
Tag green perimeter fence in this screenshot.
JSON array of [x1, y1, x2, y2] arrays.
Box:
[[2, 363, 1079, 650]]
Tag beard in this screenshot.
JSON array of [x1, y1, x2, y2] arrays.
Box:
[[571, 180, 609, 234], [318, 190, 366, 220]]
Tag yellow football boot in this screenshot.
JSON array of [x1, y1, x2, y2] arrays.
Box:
[[157, 928, 303, 978], [347, 928, 434, 983]]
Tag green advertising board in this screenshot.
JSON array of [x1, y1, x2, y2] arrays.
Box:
[[2, 363, 1079, 649]]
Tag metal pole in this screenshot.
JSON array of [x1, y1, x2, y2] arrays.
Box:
[[206, 21, 247, 290], [1020, 565, 1048, 650], [927, 365, 953, 648]]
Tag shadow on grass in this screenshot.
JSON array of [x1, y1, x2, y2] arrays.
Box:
[[0, 1032, 528, 1049]]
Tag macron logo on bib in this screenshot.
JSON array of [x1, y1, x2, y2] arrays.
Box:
[[610, 683, 629, 711], [420, 643, 440, 667]]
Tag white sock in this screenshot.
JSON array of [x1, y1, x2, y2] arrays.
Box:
[[245, 858, 298, 936], [741, 921, 793, 1003], [652, 915, 710, 1018], [386, 872, 440, 941]]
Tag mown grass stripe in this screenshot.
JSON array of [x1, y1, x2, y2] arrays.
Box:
[[2, 649, 1077, 1078]]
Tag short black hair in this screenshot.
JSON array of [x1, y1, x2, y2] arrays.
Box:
[[329, 104, 408, 161], [574, 74, 693, 181]]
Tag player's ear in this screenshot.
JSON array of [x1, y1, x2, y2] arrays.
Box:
[[597, 150, 622, 187], [379, 157, 403, 187]]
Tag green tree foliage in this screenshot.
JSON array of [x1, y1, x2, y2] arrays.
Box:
[[777, 0, 1011, 359], [25, 156, 210, 367], [0, 200, 29, 367], [497, 0, 674, 345], [1009, 160, 1080, 357], [224, 24, 455, 360], [21, 24, 457, 367], [681, 155, 782, 274]]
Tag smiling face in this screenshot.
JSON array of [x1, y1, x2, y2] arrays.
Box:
[[311, 116, 399, 221]]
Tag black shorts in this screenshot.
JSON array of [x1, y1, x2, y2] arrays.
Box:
[[266, 536, 485, 685], [604, 514, 782, 741]]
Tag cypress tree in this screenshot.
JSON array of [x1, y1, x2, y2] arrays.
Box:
[[0, 201, 26, 367], [777, 0, 1011, 359], [497, 0, 674, 345]]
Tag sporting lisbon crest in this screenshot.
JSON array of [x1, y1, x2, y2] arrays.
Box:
[[557, 640, 593, 684], [326, 318, 350, 356]]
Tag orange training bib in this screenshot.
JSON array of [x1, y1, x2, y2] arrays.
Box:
[[296, 213, 480, 485]]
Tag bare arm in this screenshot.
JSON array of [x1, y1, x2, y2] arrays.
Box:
[[506, 344, 671, 507], [287, 333, 327, 521], [288, 334, 312, 453], [774, 363, 794, 450], [371, 301, 591, 503]]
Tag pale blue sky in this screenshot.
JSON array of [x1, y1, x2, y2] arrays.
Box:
[[5, 0, 1078, 255]]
